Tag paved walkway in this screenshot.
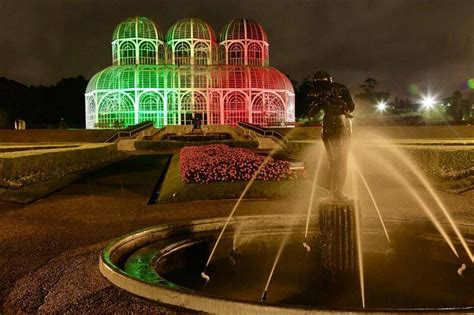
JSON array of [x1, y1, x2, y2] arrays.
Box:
[[0, 154, 472, 313]]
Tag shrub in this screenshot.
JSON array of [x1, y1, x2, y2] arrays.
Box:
[[179, 144, 307, 183], [135, 140, 259, 150], [365, 145, 474, 180], [404, 146, 474, 179], [164, 133, 232, 141], [0, 143, 118, 189]]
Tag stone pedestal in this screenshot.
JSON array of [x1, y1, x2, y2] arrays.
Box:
[[318, 198, 359, 279]]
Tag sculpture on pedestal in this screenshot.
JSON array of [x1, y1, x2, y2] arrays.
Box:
[[308, 71, 355, 200]]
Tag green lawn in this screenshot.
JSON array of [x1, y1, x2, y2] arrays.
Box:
[[158, 154, 311, 202]]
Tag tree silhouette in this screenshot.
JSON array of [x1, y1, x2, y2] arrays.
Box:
[[448, 90, 463, 122], [0, 76, 88, 128], [295, 76, 313, 118], [356, 77, 390, 105]]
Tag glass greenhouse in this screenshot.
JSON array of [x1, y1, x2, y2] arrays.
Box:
[[85, 17, 295, 129]]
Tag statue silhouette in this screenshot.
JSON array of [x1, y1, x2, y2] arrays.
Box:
[[308, 71, 355, 200]]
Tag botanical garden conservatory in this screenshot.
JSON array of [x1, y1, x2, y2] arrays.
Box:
[[85, 17, 295, 129]]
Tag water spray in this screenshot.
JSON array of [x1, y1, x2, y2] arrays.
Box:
[[350, 166, 366, 308], [353, 159, 391, 244], [361, 152, 459, 259], [457, 263, 467, 276], [260, 290, 267, 302], [205, 155, 274, 269], [200, 270, 210, 282], [303, 147, 323, 252], [302, 242, 311, 252], [383, 145, 473, 262], [229, 249, 236, 265]]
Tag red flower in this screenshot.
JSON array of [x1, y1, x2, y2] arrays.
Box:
[[179, 144, 307, 184]]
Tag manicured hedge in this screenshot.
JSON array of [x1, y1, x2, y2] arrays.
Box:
[[357, 144, 474, 180], [0, 129, 116, 143], [179, 144, 307, 183], [403, 146, 474, 179], [284, 141, 473, 181], [0, 143, 118, 189], [164, 133, 232, 141], [135, 140, 259, 150]]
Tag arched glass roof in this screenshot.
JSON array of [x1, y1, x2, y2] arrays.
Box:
[[220, 18, 268, 42], [87, 65, 293, 93], [112, 16, 163, 42], [165, 18, 216, 42]]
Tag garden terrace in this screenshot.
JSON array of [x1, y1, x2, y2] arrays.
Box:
[[0, 129, 116, 143], [0, 143, 118, 190]]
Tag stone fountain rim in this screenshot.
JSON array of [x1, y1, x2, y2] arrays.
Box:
[[99, 214, 474, 315]]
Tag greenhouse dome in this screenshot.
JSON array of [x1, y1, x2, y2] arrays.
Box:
[[165, 18, 216, 42], [112, 17, 165, 65], [85, 17, 295, 129], [112, 16, 163, 41], [165, 18, 217, 66], [219, 18, 269, 66]]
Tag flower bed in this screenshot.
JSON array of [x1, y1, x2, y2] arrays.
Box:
[[179, 144, 306, 183]]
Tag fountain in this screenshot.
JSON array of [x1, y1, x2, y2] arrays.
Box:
[[98, 75, 473, 313], [98, 132, 474, 314], [318, 198, 358, 278]]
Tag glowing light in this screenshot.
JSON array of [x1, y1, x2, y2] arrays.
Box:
[[85, 17, 295, 129], [468, 78, 474, 89], [420, 93, 438, 109], [408, 84, 419, 95], [376, 100, 387, 112]]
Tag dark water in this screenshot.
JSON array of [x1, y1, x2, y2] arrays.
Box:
[[150, 239, 474, 310]]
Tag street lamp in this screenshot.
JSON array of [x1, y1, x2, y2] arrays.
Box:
[[421, 94, 437, 109], [376, 100, 387, 112]]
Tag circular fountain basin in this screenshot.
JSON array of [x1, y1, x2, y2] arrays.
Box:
[[100, 215, 474, 314]]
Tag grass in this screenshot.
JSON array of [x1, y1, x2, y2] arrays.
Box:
[[0, 143, 118, 189], [158, 154, 310, 202], [0, 144, 79, 153], [0, 129, 116, 143], [268, 126, 474, 141], [430, 175, 474, 194]]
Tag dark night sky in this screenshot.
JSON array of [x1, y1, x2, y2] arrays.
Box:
[[0, 0, 473, 98]]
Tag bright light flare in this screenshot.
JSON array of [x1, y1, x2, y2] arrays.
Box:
[[420, 94, 437, 109], [376, 100, 387, 112]]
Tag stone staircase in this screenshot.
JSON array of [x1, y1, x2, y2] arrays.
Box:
[[116, 138, 139, 151], [115, 124, 156, 151]]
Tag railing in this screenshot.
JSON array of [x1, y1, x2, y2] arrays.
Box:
[[237, 122, 289, 148], [105, 121, 155, 143]]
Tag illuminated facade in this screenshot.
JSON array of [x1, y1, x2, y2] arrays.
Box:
[[85, 17, 295, 128]]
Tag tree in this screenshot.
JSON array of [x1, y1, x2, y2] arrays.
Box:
[[294, 76, 313, 118], [355, 78, 390, 115], [448, 90, 463, 122], [468, 91, 474, 120], [356, 78, 390, 104]]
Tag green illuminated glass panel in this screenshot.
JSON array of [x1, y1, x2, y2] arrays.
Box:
[[98, 93, 135, 128]]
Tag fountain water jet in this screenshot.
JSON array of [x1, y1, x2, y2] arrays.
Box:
[[382, 143, 473, 262], [350, 167, 366, 308], [352, 158, 391, 244], [261, 231, 291, 302], [359, 150, 459, 258], [303, 143, 324, 249], [201, 155, 272, 280], [204, 129, 301, 276]]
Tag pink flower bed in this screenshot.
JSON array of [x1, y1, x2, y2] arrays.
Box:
[[179, 144, 307, 183]]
